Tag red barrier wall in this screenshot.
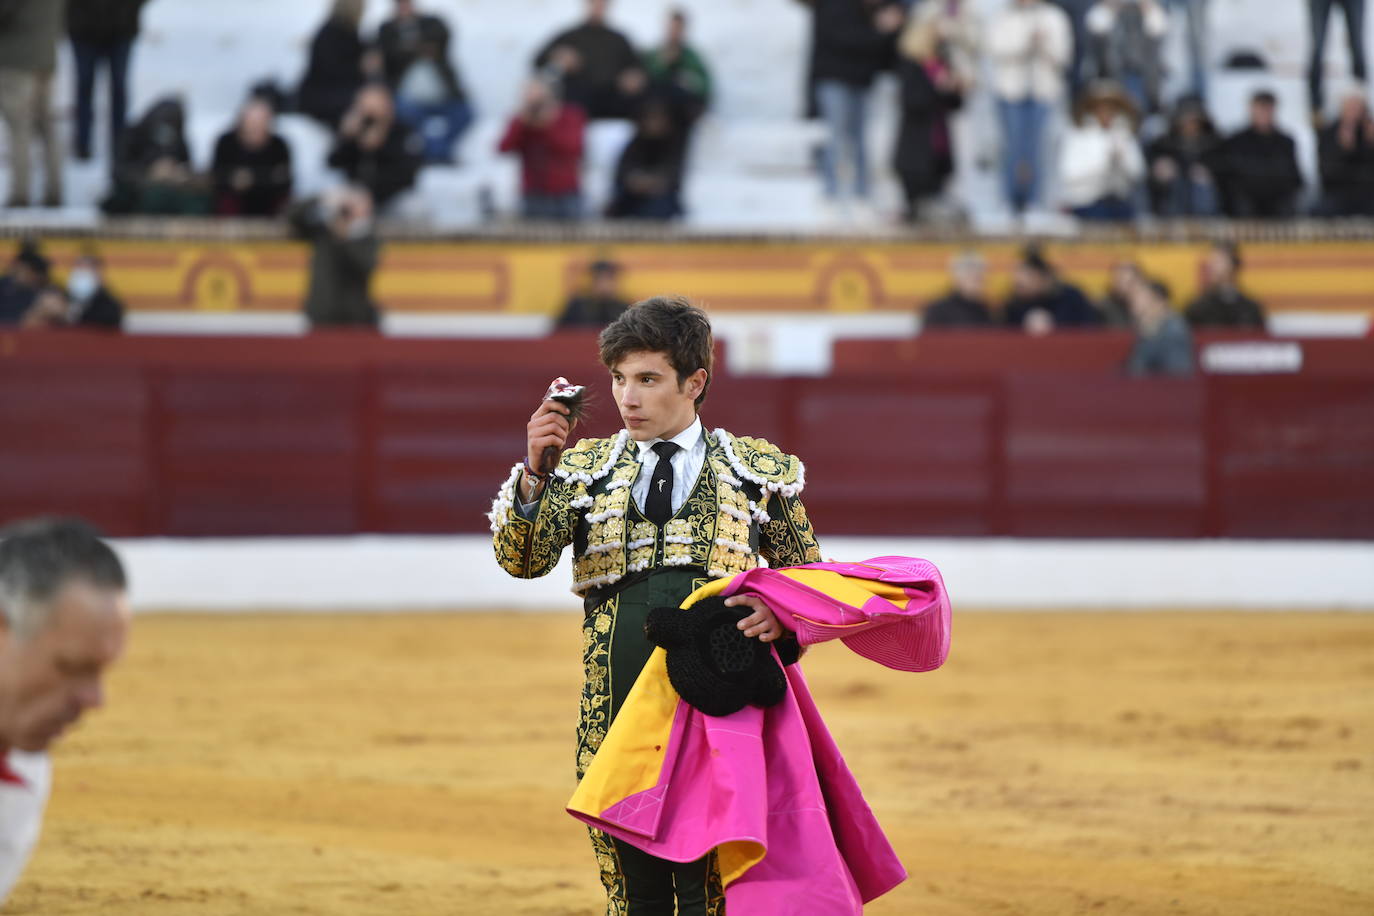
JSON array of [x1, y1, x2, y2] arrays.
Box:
[[2, 330, 1372, 539]]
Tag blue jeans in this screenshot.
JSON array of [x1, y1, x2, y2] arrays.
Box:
[[523, 192, 582, 221], [71, 37, 133, 159], [997, 97, 1049, 213], [815, 79, 869, 199], [1165, 0, 1209, 102], [1309, 0, 1368, 113], [394, 96, 473, 163], [1072, 195, 1136, 222]]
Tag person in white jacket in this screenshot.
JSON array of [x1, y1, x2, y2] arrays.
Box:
[[987, 0, 1074, 213], [0, 519, 131, 905], [1058, 79, 1146, 220]]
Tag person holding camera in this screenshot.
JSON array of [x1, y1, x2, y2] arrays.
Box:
[[498, 78, 586, 221], [290, 185, 382, 329], [327, 84, 424, 210]]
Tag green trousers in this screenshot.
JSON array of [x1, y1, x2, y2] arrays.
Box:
[[578, 569, 725, 916]]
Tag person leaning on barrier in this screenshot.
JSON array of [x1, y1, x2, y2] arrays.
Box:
[[0, 519, 132, 904], [1124, 277, 1194, 376], [290, 185, 382, 330]]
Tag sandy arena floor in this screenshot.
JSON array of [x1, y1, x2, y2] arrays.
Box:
[[5, 610, 1373, 915]]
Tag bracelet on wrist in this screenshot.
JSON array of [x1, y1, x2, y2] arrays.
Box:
[[522, 457, 549, 482]]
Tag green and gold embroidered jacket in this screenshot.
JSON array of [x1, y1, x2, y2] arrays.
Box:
[[488, 428, 822, 595]]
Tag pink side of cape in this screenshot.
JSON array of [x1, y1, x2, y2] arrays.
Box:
[[569, 556, 951, 915]]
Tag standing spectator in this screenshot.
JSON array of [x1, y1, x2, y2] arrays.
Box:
[[1124, 277, 1194, 376], [988, 0, 1074, 215], [555, 259, 630, 329], [291, 186, 381, 329], [606, 98, 686, 220], [1317, 87, 1374, 216], [65, 251, 125, 329], [211, 97, 293, 217], [1051, 0, 1094, 96], [378, 0, 473, 164], [1210, 90, 1303, 218], [297, 0, 371, 129], [1164, 0, 1209, 102], [103, 96, 209, 214], [1145, 93, 1221, 216], [641, 8, 712, 129], [1003, 246, 1102, 334], [922, 250, 994, 328], [1184, 241, 1266, 329], [1308, 0, 1368, 119], [533, 0, 645, 120], [0, 242, 50, 326], [66, 0, 148, 162], [810, 0, 904, 212], [0, 0, 65, 207], [498, 78, 586, 221], [892, 2, 970, 221], [1084, 0, 1168, 113], [328, 84, 423, 209], [1096, 258, 1141, 326], [1058, 79, 1145, 221]]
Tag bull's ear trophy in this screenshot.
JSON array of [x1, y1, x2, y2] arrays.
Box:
[[540, 376, 589, 474]]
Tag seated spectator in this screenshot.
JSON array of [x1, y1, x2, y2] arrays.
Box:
[[1084, 0, 1167, 113], [606, 98, 686, 220], [1059, 80, 1145, 221], [1004, 247, 1102, 334], [556, 259, 630, 329], [534, 0, 645, 120], [810, 0, 904, 211], [19, 286, 74, 329], [0, 241, 50, 326], [297, 0, 371, 129], [378, 0, 474, 164], [641, 8, 712, 129], [892, 2, 968, 222], [922, 250, 993, 328], [289, 186, 381, 329], [1145, 94, 1221, 216], [1096, 258, 1140, 326], [498, 78, 586, 221], [1184, 241, 1266, 329], [989, 0, 1073, 215], [328, 84, 424, 209], [1124, 276, 1194, 376], [102, 96, 210, 214], [64, 251, 125, 329], [1317, 87, 1374, 217], [1210, 90, 1303, 219], [211, 98, 293, 217]]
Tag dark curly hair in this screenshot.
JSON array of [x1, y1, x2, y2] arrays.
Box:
[[597, 296, 714, 409]]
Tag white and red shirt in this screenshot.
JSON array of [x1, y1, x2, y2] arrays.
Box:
[[0, 750, 51, 904]]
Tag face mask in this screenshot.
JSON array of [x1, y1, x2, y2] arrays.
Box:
[[67, 267, 99, 302]]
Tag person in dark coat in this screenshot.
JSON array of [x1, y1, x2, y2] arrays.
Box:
[[1124, 276, 1194, 376], [66, 0, 149, 160], [1145, 94, 1221, 216], [555, 259, 630, 329], [378, 0, 473, 163], [296, 0, 370, 129], [64, 251, 125, 329], [1210, 90, 1303, 218], [1003, 247, 1103, 334], [533, 0, 645, 120], [606, 97, 685, 220], [327, 84, 424, 209], [922, 251, 993, 328], [1317, 88, 1374, 217], [641, 8, 712, 130], [211, 97, 293, 216], [290, 186, 381, 329], [892, 5, 965, 221], [0, 242, 50, 326], [811, 0, 904, 205], [103, 95, 210, 214], [1184, 241, 1266, 329]]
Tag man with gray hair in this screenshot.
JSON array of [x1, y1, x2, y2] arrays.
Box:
[[0, 518, 131, 903]]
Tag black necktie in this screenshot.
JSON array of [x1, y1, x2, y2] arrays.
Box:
[[645, 441, 681, 525]]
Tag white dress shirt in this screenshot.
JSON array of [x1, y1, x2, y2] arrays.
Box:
[[0, 750, 51, 905], [629, 417, 707, 516]]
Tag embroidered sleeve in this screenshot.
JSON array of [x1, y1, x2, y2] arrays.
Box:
[[759, 491, 822, 569], [489, 465, 576, 579]]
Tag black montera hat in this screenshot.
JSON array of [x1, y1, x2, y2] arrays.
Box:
[[645, 595, 800, 718]]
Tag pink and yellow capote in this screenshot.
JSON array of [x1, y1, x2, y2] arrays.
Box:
[[567, 556, 951, 915]]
